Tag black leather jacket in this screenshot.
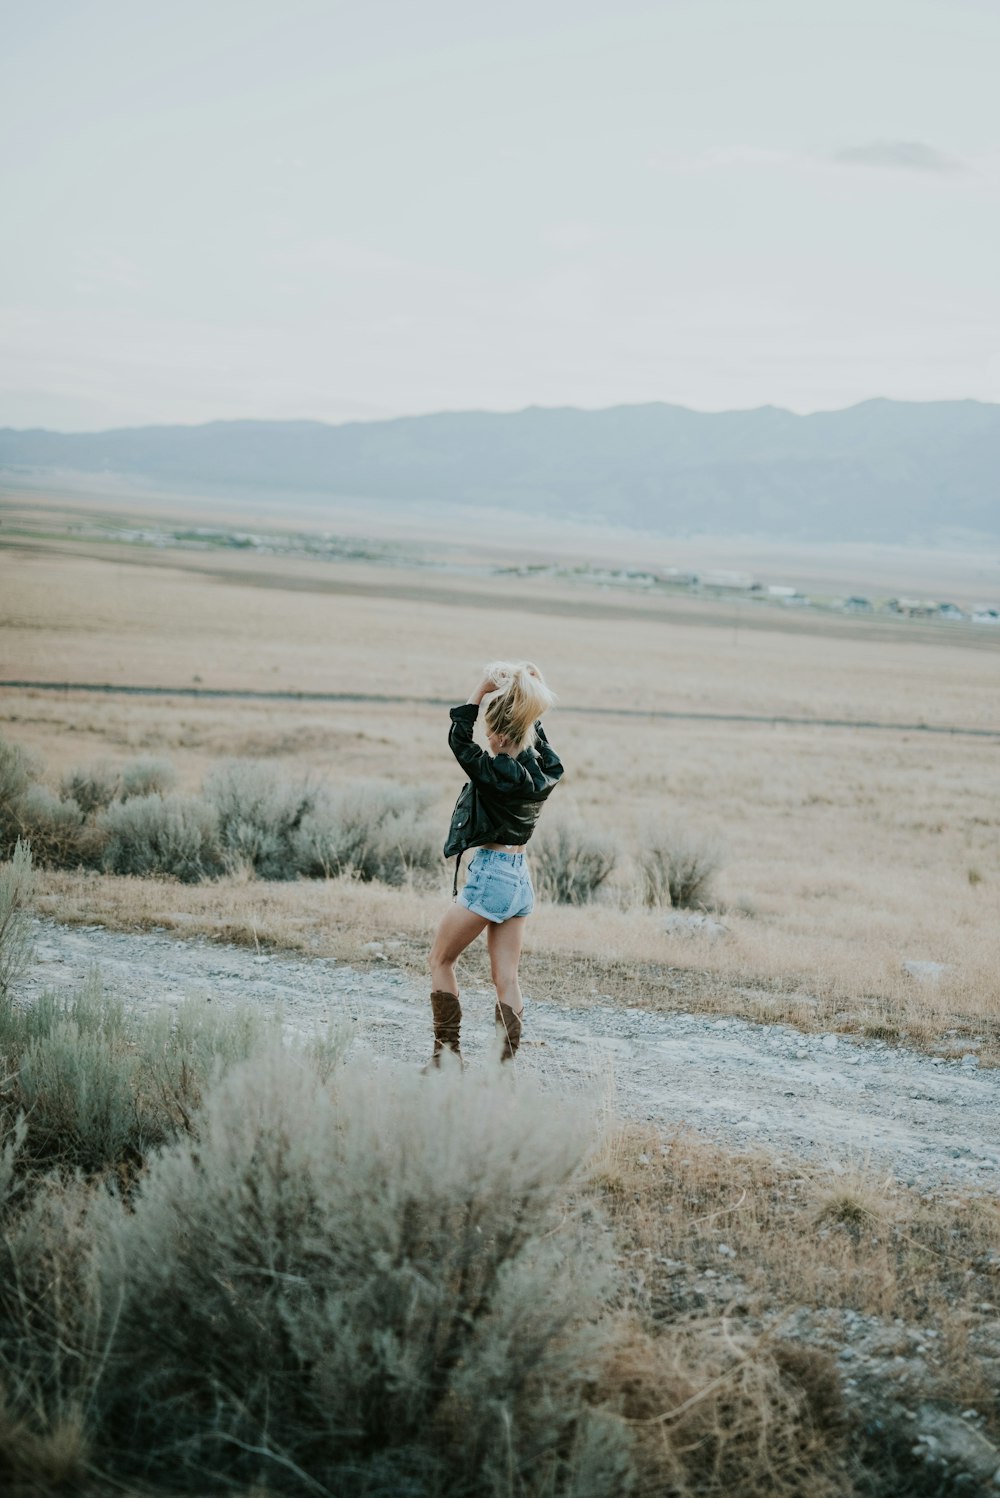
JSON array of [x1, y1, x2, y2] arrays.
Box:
[[443, 703, 564, 888]]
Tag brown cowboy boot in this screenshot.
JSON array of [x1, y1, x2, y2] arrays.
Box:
[[422, 990, 463, 1071], [495, 1001, 522, 1063]]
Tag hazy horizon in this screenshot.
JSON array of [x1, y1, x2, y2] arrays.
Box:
[[4, 390, 1000, 439]]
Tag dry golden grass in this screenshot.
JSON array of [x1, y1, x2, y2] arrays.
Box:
[[4, 529, 1000, 726], [597, 1123, 1000, 1428], [3, 507, 1000, 1053], [594, 1319, 848, 1497]]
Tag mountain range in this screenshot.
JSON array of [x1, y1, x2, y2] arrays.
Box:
[[2, 399, 999, 543]]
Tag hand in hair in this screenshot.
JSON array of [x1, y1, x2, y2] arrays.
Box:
[[468, 674, 498, 706]]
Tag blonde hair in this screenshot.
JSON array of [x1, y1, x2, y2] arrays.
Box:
[[482, 661, 555, 753]]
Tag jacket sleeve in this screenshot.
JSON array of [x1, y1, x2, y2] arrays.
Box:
[[532, 720, 564, 780], [448, 704, 527, 790]]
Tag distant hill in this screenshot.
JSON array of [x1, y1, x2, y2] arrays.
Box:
[[2, 399, 999, 542]]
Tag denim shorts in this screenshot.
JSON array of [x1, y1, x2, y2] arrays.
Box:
[[457, 848, 534, 922]]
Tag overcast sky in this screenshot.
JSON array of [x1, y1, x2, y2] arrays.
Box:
[[2, 0, 998, 430]]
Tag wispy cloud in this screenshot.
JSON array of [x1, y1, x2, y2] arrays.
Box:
[[832, 140, 963, 174], [654, 141, 971, 181]]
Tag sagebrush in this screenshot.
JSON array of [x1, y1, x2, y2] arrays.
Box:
[[203, 758, 317, 879], [60, 761, 121, 815], [532, 813, 618, 904], [120, 757, 177, 800], [638, 823, 722, 908], [0, 983, 634, 1497], [0, 841, 34, 1000], [293, 780, 440, 884], [96, 1054, 625, 1494], [0, 971, 288, 1175], [100, 793, 223, 883]]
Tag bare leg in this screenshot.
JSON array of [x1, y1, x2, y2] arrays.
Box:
[[486, 916, 527, 1016], [429, 904, 489, 994]]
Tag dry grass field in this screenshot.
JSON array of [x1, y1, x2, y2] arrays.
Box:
[[3, 491, 1000, 1494], [2, 491, 999, 1055]]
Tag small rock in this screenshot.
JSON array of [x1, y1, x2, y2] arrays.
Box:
[[717, 1243, 736, 1258], [962, 1053, 979, 1069], [902, 959, 953, 982], [664, 912, 729, 941], [820, 1033, 838, 1052]]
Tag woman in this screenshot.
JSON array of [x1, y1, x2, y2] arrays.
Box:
[[426, 661, 563, 1068]]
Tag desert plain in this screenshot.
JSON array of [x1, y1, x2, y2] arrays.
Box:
[[1, 484, 998, 1056]]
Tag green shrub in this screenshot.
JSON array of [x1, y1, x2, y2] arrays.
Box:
[[138, 993, 290, 1133], [0, 971, 303, 1179], [19, 1025, 151, 1175], [0, 739, 42, 858], [100, 793, 222, 882], [120, 757, 177, 800], [0, 1170, 105, 1492], [96, 1055, 626, 1495], [6, 973, 154, 1173], [0, 738, 37, 803], [0, 1116, 26, 1210], [59, 760, 121, 815], [203, 759, 316, 879], [638, 824, 722, 908], [532, 814, 618, 904], [294, 781, 439, 884], [14, 786, 104, 870], [0, 842, 34, 1000]]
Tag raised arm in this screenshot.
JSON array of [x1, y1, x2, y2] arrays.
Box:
[[448, 674, 531, 791], [448, 703, 490, 778]]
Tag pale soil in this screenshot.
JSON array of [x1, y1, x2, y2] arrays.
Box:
[[23, 916, 1000, 1195]]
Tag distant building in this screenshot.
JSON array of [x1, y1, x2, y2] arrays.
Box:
[[972, 607, 1000, 625], [937, 603, 965, 620], [843, 596, 872, 613], [889, 597, 936, 618]]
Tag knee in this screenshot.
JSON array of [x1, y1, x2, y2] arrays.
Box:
[[429, 935, 452, 970]]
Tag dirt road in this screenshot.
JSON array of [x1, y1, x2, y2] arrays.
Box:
[[3, 679, 998, 738], [22, 917, 1000, 1194]]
